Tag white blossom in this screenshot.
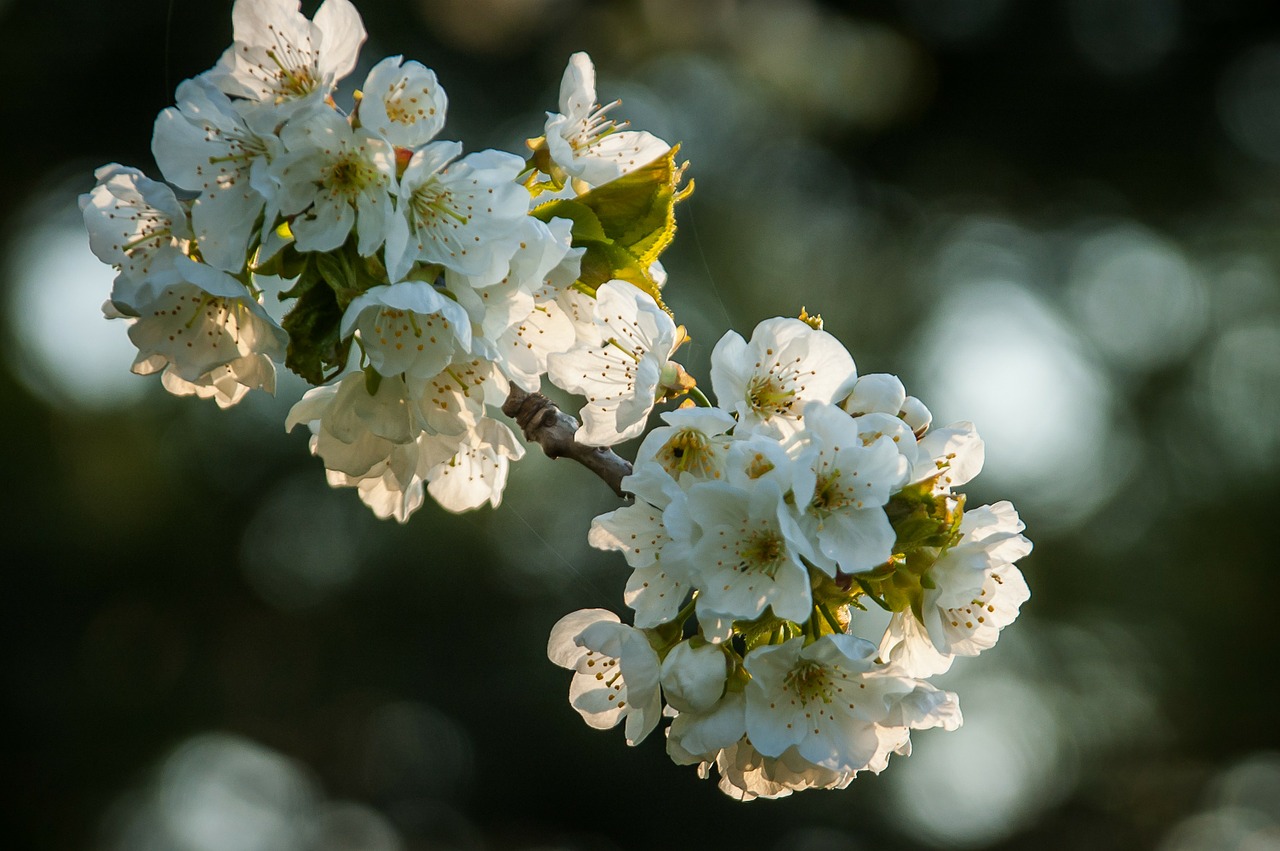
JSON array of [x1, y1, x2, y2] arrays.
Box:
[[710, 317, 857, 438], [547, 280, 681, 446], [632, 406, 736, 483], [792, 403, 912, 575], [743, 635, 960, 776], [880, 501, 1032, 677], [341, 282, 471, 382], [209, 0, 366, 110], [548, 609, 663, 746], [544, 52, 670, 187], [422, 416, 524, 512], [357, 55, 447, 149], [81, 165, 193, 306], [686, 478, 814, 639], [151, 76, 283, 272], [271, 107, 396, 255], [588, 465, 693, 628], [385, 143, 530, 284], [660, 640, 728, 714]]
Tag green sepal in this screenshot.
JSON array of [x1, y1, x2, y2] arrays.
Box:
[[363, 366, 382, 396]]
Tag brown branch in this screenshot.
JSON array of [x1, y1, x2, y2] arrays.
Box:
[[502, 384, 633, 498]]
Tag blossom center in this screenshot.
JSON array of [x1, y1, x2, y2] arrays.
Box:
[[746, 373, 797, 417], [324, 154, 380, 197], [657, 428, 717, 477], [782, 659, 834, 705], [737, 529, 786, 577], [410, 181, 469, 229]]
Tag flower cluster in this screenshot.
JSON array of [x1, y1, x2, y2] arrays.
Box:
[[81, 0, 686, 520], [550, 317, 1031, 799], [82, 0, 1032, 799]]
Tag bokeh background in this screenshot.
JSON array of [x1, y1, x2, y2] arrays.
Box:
[[4, 0, 1280, 848]]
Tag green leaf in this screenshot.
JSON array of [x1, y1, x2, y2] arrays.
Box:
[[313, 249, 365, 310], [530, 198, 608, 243], [579, 146, 689, 267], [576, 240, 655, 295], [533, 146, 692, 312], [282, 276, 351, 385]]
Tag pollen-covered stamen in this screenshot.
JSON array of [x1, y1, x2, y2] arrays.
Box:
[[410, 180, 469, 228], [746, 355, 816, 417], [736, 527, 787, 578], [259, 24, 320, 100], [809, 466, 863, 517], [323, 153, 381, 199], [383, 77, 437, 127], [782, 659, 835, 705], [657, 428, 719, 477], [570, 98, 626, 152]]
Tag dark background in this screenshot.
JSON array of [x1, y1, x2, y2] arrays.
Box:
[[3, 1, 1279, 849]]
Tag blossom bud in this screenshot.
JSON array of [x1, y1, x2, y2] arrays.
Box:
[[660, 640, 728, 713], [840, 373, 906, 416]]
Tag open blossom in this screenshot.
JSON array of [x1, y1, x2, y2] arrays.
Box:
[[422, 416, 525, 512], [81, 165, 193, 306], [686, 478, 815, 639], [880, 501, 1032, 677], [117, 274, 287, 408], [632, 406, 737, 483], [544, 52, 670, 187], [710, 317, 857, 438], [548, 609, 662, 746], [341, 282, 472, 383], [357, 55, 448, 148], [385, 144, 531, 284], [791, 402, 912, 575], [209, 0, 365, 110], [743, 635, 960, 776], [271, 107, 396, 255], [547, 280, 682, 446], [151, 77, 283, 273], [588, 464, 693, 628]]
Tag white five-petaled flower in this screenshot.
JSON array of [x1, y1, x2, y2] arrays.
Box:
[[544, 52, 670, 187], [548, 609, 663, 746], [710, 317, 857, 438], [357, 55, 448, 149], [879, 501, 1032, 677], [341, 282, 472, 383], [686, 478, 815, 640], [791, 403, 912, 575], [209, 0, 366, 110], [421, 415, 525, 513], [588, 463, 694, 628], [271, 107, 397, 254], [632, 406, 737, 483], [81, 164, 193, 306], [119, 275, 287, 409], [386, 143, 531, 284], [546, 280, 681, 447], [152, 76, 283, 273], [743, 634, 961, 776]]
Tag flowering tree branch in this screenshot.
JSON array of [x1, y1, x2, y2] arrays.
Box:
[[502, 384, 633, 498]]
